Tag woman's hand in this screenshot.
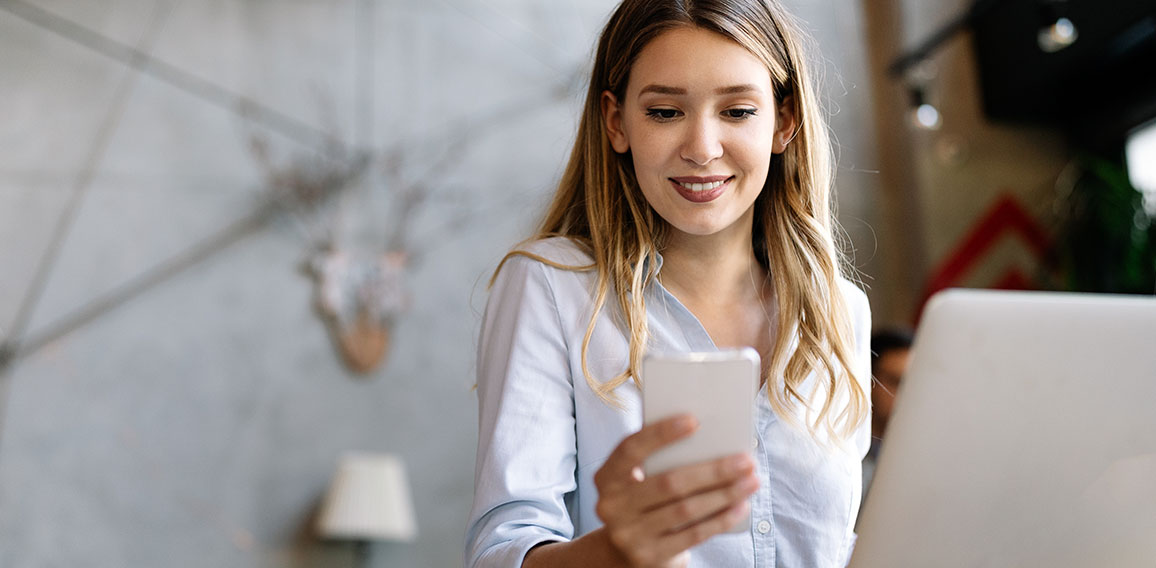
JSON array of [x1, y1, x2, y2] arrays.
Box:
[[593, 414, 759, 567]]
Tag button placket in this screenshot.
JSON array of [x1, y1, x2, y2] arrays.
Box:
[[751, 407, 774, 567]]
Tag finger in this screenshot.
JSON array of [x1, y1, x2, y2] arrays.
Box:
[[594, 414, 697, 491], [639, 471, 758, 539], [652, 499, 753, 559], [631, 452, 755, 512]]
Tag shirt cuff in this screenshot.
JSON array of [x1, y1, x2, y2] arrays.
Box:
[[473, 536, 567, 568]]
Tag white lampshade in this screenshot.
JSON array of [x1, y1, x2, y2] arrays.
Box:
[[317, 453, 418, 542]]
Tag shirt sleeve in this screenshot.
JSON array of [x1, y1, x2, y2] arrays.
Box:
[[464, 254, 579, 567]]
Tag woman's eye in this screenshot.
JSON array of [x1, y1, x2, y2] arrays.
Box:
[[645, 108, 680, 121], [724, 108, 757, 120]]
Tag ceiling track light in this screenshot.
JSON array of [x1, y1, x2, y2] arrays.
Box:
[[1037, 0, 1079, 52], [908, 85, 942, 131]]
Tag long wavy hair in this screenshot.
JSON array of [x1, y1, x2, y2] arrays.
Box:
[[493, 0, 867, 443]]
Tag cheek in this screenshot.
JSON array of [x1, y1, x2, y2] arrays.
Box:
[[627, 149, 667, 207], [628, 153, 666, 205], [629, 146, 660, 175], [626, 126, 676, 173], [725, 132, 774, 176]]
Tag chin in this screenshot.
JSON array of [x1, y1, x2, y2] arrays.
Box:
[[675, 209, 749, 235], [669, 221, 731, 237]]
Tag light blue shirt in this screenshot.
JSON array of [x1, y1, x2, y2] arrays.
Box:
[[466, 238, 872, 567]]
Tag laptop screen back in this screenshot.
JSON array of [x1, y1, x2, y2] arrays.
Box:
[[851, 289, 1156, 568]]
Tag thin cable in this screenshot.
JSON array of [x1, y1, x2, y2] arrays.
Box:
[[0, 0, 174, 489], [11, 210, 271, 365], [0, 0, 174, 366], [0, 0, 345, 157]]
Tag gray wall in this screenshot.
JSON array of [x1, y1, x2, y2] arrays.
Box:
[[0, 1, 879, 566]]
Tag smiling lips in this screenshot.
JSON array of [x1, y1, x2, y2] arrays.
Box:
[[669, 175, 733, 203]]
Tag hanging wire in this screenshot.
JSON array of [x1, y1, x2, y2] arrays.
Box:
[[0, 0, 347, 157], [0, 0, 175, 383]]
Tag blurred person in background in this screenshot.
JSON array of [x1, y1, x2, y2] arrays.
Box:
[[861, 327, 914, 500]]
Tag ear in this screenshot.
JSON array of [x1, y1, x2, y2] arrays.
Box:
[[772, 95, 798, 155], [601, 90, 630, 154]]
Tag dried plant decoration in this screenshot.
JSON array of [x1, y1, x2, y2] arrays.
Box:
[[249, 133, 469, 375], [309, 249, 408, 373], [242, 45, 578, 375], [250, 136, 392, 374]]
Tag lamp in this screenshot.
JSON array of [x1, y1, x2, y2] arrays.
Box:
[[318, 453, 418, 566]]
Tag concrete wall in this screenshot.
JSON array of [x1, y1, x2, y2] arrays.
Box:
[[0, 1, 880, 566]]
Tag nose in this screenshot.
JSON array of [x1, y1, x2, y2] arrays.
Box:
[[679, 116, 723, 167]]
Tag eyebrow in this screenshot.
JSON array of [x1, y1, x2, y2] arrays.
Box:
[[637, 84, 763, 96]]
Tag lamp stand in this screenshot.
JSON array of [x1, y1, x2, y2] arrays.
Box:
[[352, 539, 370, 568]]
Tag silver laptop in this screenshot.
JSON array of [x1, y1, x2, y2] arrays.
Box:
[[850, 289, 1156, 568]]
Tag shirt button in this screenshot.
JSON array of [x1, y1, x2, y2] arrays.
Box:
[[752, 436, 759, 449], [757, 520, 771, 534]]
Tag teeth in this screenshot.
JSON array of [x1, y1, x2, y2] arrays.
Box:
[[678, 179, 726, 192]]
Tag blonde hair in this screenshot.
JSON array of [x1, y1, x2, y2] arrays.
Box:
[[493, 0, 866, 442]]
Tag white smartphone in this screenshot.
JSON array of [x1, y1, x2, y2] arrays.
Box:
[[641, 348, 759, 533]]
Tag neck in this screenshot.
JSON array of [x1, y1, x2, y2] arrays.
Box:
[[658, 220, 761, 305]]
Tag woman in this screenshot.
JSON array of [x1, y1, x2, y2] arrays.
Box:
[[466, 0, 871, 566]]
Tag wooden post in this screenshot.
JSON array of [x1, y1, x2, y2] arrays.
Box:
[[859, 0, 930, 324]]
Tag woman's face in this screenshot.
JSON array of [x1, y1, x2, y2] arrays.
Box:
[[602, 26, 795, 240]]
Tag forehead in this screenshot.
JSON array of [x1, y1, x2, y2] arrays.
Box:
[[627, 26, 773, 97]]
